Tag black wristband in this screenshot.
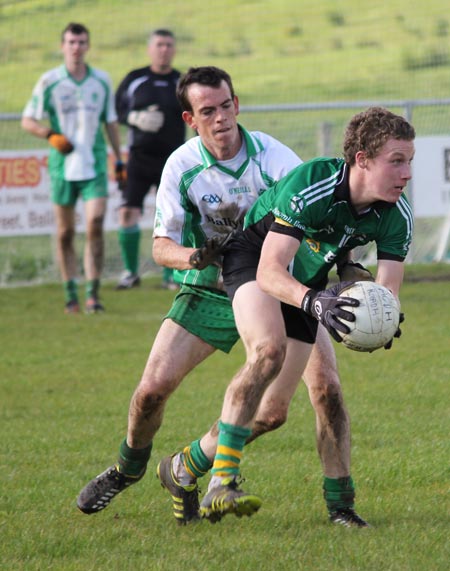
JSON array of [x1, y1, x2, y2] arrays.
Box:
[[46, 130, 56, 139], [301, 289, 317, 314]]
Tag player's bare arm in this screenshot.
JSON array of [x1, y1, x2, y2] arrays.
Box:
[[152, 236, 197, 270], [104, 121, 123, 162], [375, 259, 404, 299], [256, 230, 309, 307], [21, 116, 51, 139]]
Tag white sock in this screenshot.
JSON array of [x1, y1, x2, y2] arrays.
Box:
[[173, 453, 196, 487]]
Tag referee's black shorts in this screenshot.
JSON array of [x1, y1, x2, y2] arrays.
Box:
[[222, 229, 318, 344], [121, 150, 168, 210]]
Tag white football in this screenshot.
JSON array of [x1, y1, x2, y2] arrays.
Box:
[[337, 281, 400, 352]]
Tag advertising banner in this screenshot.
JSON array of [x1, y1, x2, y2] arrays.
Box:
[[0, 149, 155, 236]]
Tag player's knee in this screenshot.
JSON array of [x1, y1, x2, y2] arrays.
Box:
[[133, 388, 166, 417], [311, 381, 346, 419], [139, 360, 182, 398], [120, 208, 136, 226], [258, 410, 288, 432], [247, 412, 287, 444], [140, 374, 178, 400], [252, 340, 286, 381], [58, 226, 75, 247], [134, 369, 178, 406], [305, 360, 340, 391], [87, 215, 104, 239]]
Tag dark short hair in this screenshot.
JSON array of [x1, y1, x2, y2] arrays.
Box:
[[343, 107, 415, 165], [61, 22, 90, 42], [176, 66, 235, 112], [149, 28, 175, 41]]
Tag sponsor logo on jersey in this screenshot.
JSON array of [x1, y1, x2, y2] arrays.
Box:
[[273, 208, 296, 227], [324, 251, 337, 263], [306, 238, 320, 253], [201, 194, 222, 204], [316, 224, 334, 234], [229, 186, 251, 195], [290, 195, 304, 213], [205, 214, 241, 229]]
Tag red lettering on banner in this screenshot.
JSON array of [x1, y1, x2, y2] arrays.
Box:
[[0, 157, 42, 188]]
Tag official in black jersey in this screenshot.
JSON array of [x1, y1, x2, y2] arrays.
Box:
[[115, 29, 185, 290]]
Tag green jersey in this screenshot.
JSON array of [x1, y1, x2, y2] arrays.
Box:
[[244, 158, 414, 289], [22, 64, 117, 181]]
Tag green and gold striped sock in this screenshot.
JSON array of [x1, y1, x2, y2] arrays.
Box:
[[182, 439, 211, 479], [211, 421, 251, 479]]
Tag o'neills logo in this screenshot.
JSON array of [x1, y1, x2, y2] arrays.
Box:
[[0, 157, 44, 188]]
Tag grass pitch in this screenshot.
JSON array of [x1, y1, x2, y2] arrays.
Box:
[[0, 275, 449, 570]]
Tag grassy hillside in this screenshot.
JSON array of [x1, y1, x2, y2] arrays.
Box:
[[1, 0, 450, 114]]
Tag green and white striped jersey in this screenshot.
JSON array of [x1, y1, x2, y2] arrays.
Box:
[[154, 126, 301, 289], [244, 157, 414, 289], [22, 64, 117, 181]]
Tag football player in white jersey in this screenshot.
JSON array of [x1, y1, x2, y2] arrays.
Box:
[[22, 22, 123, 314], [77, 67, 369, 527]]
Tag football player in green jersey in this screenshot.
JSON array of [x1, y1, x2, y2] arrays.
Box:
[[180, 106, 414, 525], [22, 23, 124, 313], [77, 67, 370, 528]]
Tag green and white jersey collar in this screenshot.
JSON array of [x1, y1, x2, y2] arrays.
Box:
[[197, 125, 264, 178], [60, 63, 92, 85]]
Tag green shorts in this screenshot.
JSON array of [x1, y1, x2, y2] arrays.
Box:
[[50, 173, 108, 207], [165, 285, 239, 353]]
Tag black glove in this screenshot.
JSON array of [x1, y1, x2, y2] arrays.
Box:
[[336, 260, 374, 282], [384, 312, 404, 350], [115, 160, 127, 191], [46, 130, 74, 154], [189, 232, 236, 270], [301, 282, 360, 342]]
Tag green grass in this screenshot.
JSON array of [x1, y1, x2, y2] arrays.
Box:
[[1, 275, 449, 570], [2, 1, 450, 168], [1, 0, 450, 113]]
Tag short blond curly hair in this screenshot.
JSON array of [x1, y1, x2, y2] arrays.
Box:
[[343, 107, 415, 165]]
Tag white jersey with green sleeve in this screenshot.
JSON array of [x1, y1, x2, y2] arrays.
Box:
[[244, 157, 414, 289], [154, 126, 302, 289], [22, 64, 117, 181]]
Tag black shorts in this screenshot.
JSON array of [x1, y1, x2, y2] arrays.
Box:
[[121, 150, 169, 209], [222, 232, 318, 345]]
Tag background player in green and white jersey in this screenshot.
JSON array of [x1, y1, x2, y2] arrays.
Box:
[[187, 106, 414, 524], [77, 67, 370, 527], [21, 22, 123, 314]]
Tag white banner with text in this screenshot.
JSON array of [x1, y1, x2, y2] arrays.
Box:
[[0, 149, 156, 236]]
